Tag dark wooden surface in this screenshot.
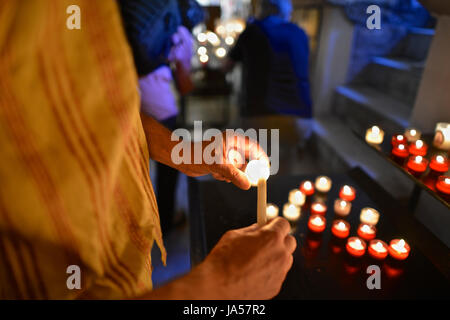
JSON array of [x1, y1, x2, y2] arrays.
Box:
[[188, 168, 450, 299]]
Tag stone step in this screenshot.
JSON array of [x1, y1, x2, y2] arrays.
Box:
[[392, 27, 435, 61], [353, 56, 424, 106], [313, 116, 414, 199], [333, 85, 410, 135]]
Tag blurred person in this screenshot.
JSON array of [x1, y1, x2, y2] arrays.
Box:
[[120, 0, 197, 233], [225, 0, 313, 147], [0, 0, 295, 299]]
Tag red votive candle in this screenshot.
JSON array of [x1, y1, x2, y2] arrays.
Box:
[[331, 220, 350, 239], [408, 139, 428, 156], [436, 176, 450, 195], [391, 134, 406, 147], [308, 215, 326, 233], [357, 223, 376, 241], [368, 240, 388, 260], [346, 237, 366, 257], [300, 180, 315, 196], [388, 239, 410, 260], [429, 155, 449, 174], [310, 202, 327, 215], [391, 143, 409, 164], [406, 155, 428, 177], [339, 185, 356, 202]]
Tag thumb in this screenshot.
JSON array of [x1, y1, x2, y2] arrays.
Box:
[[214, 164, 251, 190]]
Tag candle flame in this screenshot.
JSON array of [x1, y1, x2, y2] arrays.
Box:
[[415, 140, 423, 148], [397, 135, 403, 141], [398, 144, 405, 150], [303, 181, 312, 190], [372, 126, 380, 135], [350, 238, 364, 250], [319, 177, 327, 184], [313, 203, 325, 210], [312, 216, 324, 226], [361, 224, 373, 233], [372, 242, 386, 252], [415, 156, 423, 163], [336, 221, 347, 230], [436, 155, 445, 163], [410, 129, 417, 136], [392, 239, 408, 253], [340, 200, 347, 207], [445, 178, 450, 184], [343, 185, 352, 194]]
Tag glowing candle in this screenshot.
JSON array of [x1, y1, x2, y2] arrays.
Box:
[[300, 180, 315, 196], [429, 155, 449, 174], [365, 126, 384, 145], [266, 203, 279, 220], [315, 176, 332, 193], [339, 185, 356, 202], [436, 176, 450, 195], [357, 223, 376, 241], [408, 139, 428, 156], [282, 203, 301, 222], [368, 240, 388, 260], [307, 215, 326, 233], [406, 155, 428, 177], [391, 143, 410, 164], [388, 239, 410, 260], [311, 202, 327, 215], [245, 159, 270, 226], [391, 134, 406, 147], [346, 237, 366, 257], [334, 199, 352, 217], [331, 220, 350, 239], [288, 189, 306, 207], [360, 207, 380, 226], [433, 123, 450, 151], [404, 128, 421, 143]]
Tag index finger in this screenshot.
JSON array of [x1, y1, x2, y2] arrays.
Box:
[[262, 217, 291, 237]]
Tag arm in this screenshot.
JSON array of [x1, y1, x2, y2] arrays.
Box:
[[139, 218, 296, 299]]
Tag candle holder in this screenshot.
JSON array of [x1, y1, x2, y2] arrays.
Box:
[[433, 122, 450, 151], [388, 239, 410, 260], [331, 220, 350, 239], [266, 203, 279, 220], [310, 202, 327, 215], [404, 128, 421, 143], [346, 237, 366, 258], [365, 126, 384, 145], [283, 203, 301, 229], [391, 134, 406, 147], [299, 180, 315, 196], [391, 143, 409, 165], [368, 240, 388, 260], [334, 199, 352, 217], [408, 139, 428, 156], [288, 189, 306, 207], [307, 215, 326, 233], [357, 223, 376, 241], [406, 155, 429, 178], [429, 155, 449, 176], [315, 176, 332, 193], [339, 185, 356, 202], [360, 207, 380, 226], [436, 175, 450, 196]]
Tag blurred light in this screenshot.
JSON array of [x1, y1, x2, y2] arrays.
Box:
[[215, 47, 226, 58], [197, 32, 207, 43], [225, 36, 234, 45], [206, 31, 220, 46], [216, 25, 226, 36], [199, 54, 209, 63], [197, 46, 207, 55], [234, 22, 244, 33]]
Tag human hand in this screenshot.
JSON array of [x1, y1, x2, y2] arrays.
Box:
[[199, 217, 296, 299]]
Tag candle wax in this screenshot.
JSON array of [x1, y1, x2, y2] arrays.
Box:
[[436, 176, 450, 195], [368, 240, 388, 260], [357, 224, 376, 241], [308, 215, 326, 233], [339, 185, 356, 202], [346, 237, 366, 257], [311, 202, 327, 215], [430, 155, 449, 173], [408, 140, 428, 156], [388, 239, 410, 260], [331, 220, 350, 238]]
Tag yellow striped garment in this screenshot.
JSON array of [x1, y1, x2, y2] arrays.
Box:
[[0, 0, 165, 299]]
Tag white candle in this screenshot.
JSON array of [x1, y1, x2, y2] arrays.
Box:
[[315, 176, 332, 193], [283, 203, 301, 222], [288, 189, 306, 206], [433, 123, 450, 151], [334, 199, 352, 216], [266, 203, 279, 220], [245, 159, 270, 226], [404, 128, 421, 143], [360, 207, 380, 226], [365, 126, 384, 144]]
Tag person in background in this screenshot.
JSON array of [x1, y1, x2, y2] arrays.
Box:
[[225, 0, 313, 146], [120, 0, 198, 233]]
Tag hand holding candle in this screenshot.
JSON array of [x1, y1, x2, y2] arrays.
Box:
[[245, 159, 270, 226]]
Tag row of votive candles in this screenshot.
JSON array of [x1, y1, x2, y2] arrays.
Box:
[[366, 124, 450, 151], [265, 177, 410, 260]]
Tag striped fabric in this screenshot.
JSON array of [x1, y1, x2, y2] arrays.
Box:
[[0, 0, 165, 299]]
